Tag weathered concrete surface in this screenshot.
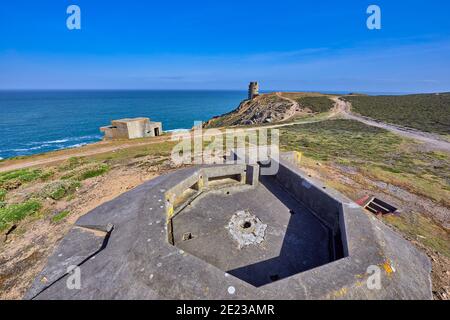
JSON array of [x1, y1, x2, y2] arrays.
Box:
[[25, 155, 432, 300], [172, 177, 331, 287]]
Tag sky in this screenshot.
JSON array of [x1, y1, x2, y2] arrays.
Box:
[[0, 0, 449, 92]]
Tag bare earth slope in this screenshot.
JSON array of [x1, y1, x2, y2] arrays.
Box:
[[204, 93, 302, 127], [203, 92, 338, 128]]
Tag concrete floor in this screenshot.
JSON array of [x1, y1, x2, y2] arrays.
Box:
[[172, 176, 332, 287]]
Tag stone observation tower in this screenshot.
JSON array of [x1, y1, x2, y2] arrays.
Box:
[[248, 82, 259, 100]]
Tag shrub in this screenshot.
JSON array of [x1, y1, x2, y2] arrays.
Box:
[[344, 93, 450, 135], [59, 157, 85, 172], [62, 163, 110, 181], [0, 169, 42, 189], [0, 168, 56, 190], [39, 170, 55, 181], [296, 96, 335, 113], [79, 164, 110, 180], [0, 188, 6, 202], [52, 210, 70, 223]]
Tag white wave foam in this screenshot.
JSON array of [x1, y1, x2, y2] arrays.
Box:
[[5, 135, 102, 154], [27, 135, 102, 146], [42, 139, 69, 144], [165, 128, 190, 133], [10, 145, 51, 152], [65, 143, 88, 149]]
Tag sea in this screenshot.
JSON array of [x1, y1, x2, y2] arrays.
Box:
[[0, 90, 247, 160]]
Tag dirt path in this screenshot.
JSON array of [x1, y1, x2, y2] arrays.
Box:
[[275, 92, 301, 119], [331, 97, 450, 152]]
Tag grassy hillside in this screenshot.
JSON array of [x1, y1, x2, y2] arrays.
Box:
[[344, 93, 450, 136], [295, 96, 335, 113], [280, 119, 450, 207], [204, 93, 336, 128]]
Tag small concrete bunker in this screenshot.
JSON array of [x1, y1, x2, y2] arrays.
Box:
[[25, 152, 432, 300], [100, 117, 162, 140]]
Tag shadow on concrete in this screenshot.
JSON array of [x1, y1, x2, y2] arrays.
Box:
[[227, 176, 334, 287]]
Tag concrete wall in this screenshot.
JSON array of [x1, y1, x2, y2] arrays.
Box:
[[146, 122, 163, 137], [273, 159, 342, 232]]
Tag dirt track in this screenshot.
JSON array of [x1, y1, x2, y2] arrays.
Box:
[[0, 136, 170, 173], [332, 97, 450, 152]]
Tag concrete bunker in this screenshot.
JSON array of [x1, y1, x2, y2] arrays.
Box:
[[163, 159, 348, 287], [100, 117, 162, 140], [25, 151, 433, 300]]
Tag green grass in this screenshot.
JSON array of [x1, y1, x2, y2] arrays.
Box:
[[0, 168, 57, 190], [0, 189, 6, 202], [384, 213, 450, 258], [280, 119, 401, 162], [61, 163, 110, 181], [0, 169, 43, 189], [295, 96, 335, 113], [59, 157, 111, 180], [78, 164, 110, 180], [0, 189, 6, 209], [344, 93, 450, 135], [0, 200, 42, 231], [40, 180, 80, 200], [38, 170, 55, 181], [92, 141, 176, 163], [51, 210, 70, 223]]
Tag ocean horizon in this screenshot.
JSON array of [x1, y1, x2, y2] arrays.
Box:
[[0, 89, 421, 160]]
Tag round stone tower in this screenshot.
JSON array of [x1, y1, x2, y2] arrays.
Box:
[[248, 82, 259, 100]]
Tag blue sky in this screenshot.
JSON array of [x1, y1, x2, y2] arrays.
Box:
[[0, 0, 449, 92]]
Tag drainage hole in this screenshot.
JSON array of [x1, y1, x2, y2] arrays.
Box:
[[241, 221, 252, 229]]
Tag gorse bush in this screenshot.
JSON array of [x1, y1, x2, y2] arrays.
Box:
[[0, 200, 42, 231], [52, 210, 70, 223], [61, 163, 110, 181], [0, 188, 6, 201], [0, 168, 54, 190], [296, 96, 335, 113], [40, 180, 80, 200]]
